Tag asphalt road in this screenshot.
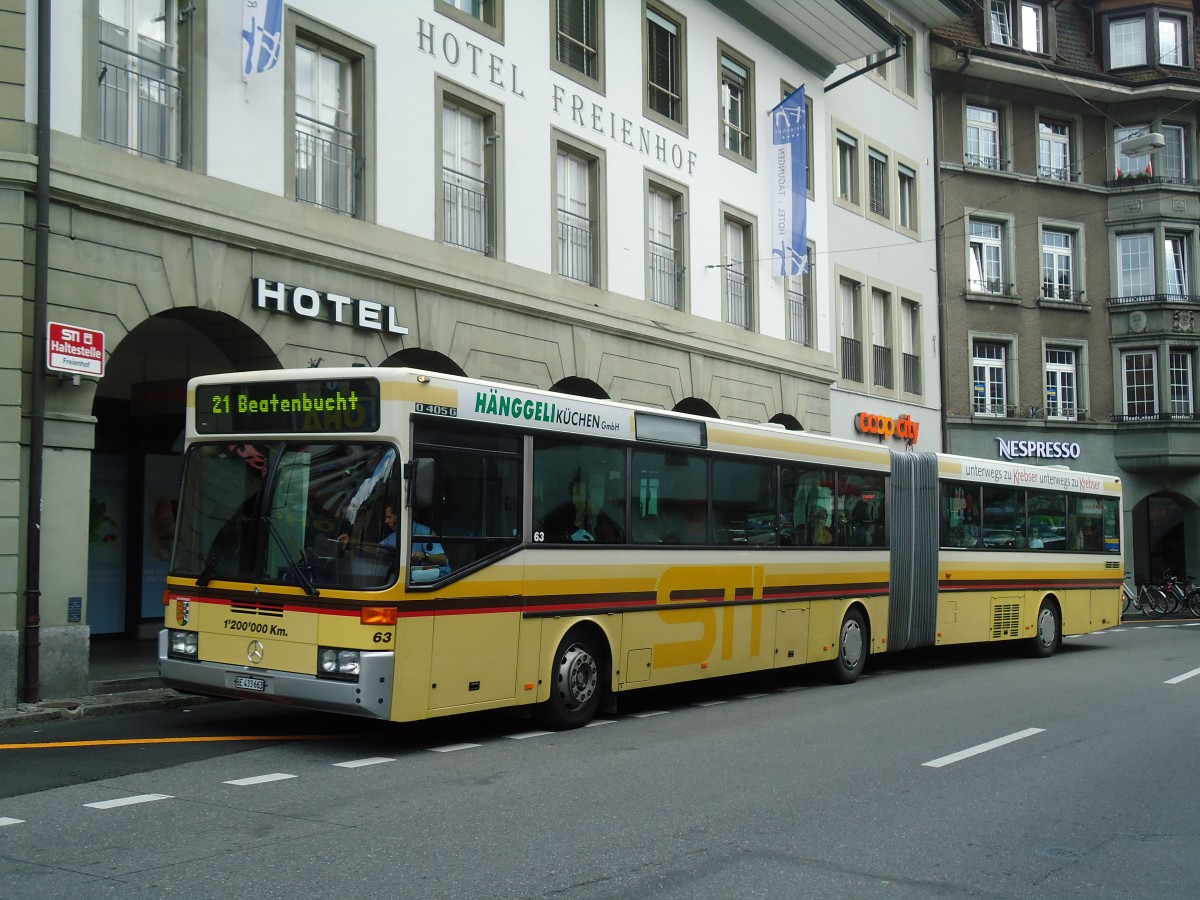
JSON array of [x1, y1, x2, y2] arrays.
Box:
[[1, 620, 1198, 899]]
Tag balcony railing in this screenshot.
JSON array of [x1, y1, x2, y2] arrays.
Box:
[[443, 167, 489, 254], [1110, 412, 1200, 423], [98, 41, 182, 165], [1107, 293, 1200, 306], [964, 153, 1009, 172], [648, 239, 680, 308], [872, 344, 894, 389], [723, 269, 751, 329], [841, 336, 863, 382], [786, 289, 811, 345], [1042, 287, 1084, 303], [1037, 165, 1080, 183], [967, 279, 1014, 296], [1105, 173, 1200, 189], [556, 209, 593, 284], [295, 113, 359, 216], [902, 352, 921, 394]]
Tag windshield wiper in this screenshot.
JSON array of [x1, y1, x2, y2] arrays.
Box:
[[197, 515, 249, 587], [263, 515, 320, 598]]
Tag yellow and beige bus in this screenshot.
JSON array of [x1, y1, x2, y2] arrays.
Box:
[[160, 368, 1124, 728]]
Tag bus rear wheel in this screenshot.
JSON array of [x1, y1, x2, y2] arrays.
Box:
[[828, 608, 867, 684], [535, 629, 605, 730], [1027, 600, 1061, 658]]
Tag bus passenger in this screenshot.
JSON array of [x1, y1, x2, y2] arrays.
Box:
[[542, 471, 621, 543], [807, 506, 833, 546]]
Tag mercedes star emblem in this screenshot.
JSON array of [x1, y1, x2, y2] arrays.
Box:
[[247, 640, 264, 664]]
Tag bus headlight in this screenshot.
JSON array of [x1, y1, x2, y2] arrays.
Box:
[[318, 647, 360, 680], [169, 630, 199, 659]]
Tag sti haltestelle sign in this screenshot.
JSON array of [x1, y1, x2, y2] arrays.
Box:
[[47, 322, 105, 377]]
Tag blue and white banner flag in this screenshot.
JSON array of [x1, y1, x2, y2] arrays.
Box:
[[770, 85, 808, 277], [242, 0, 284, 77]]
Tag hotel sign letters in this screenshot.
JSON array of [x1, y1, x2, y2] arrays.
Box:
[[252, 278, 409, 336]]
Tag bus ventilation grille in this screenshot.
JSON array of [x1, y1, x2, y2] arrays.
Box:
[[229, 600, 285, 618], [1104, 560, 1121, 569], [992, 604, 1021, 639]]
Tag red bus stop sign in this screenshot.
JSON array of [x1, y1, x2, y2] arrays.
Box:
[[47, 322, 105, 377]]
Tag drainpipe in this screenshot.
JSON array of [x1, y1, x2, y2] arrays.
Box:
[[23, 0, 51, 703]]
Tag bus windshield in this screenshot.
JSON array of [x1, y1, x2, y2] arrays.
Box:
[[171, 441, 400, 590]]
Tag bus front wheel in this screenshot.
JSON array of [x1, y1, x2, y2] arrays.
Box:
[[535, 629, 605, 730], [829, 608, 867, 684], [1027, 600, 1061, 658]]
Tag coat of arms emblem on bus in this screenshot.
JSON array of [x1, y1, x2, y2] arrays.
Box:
[[176, 598, 190, 627]]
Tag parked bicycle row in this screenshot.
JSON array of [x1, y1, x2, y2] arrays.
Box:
[[1124, 570, 1200, 618]]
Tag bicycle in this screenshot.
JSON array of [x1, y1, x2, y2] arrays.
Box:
[[1157, 569, 1200, 617], [1124, 581, 1170, 618]]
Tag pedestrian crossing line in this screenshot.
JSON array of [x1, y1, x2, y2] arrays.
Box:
[[0, 817, 25, 826], [223, 773, 297, 786], [332, 757, 394, 768], [84, 794, 173, 809]]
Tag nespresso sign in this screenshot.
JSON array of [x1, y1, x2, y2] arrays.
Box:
[[996, 438, 1081, 460], [252, 278, 410, 336]]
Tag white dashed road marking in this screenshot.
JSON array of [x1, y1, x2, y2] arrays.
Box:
[[507, 731, 554, 740], [84, 794, 173, 809], [922, 728, 1045, 769], [332, 757, 395, 768], [429, 743, 481, 753], [1165, 666, 1200, 685], [0, 817, 25, 826], [223, 773, 297, 786]]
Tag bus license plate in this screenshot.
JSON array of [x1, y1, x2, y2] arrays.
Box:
[[233, 675, 266, 692]]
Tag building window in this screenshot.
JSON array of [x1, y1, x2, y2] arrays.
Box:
[[1115, 124, 1152, 178], [1122, 350, 1158, 418], [722, 215, 753, 329], [1164, 233, 1189, 298], [872, 288, 893, 389], [442, 100, 493, 255], [868, 149, 889, 219], [1041, 229, 1075, 301], [294, 43, 358, 215], [646, 5, 684, 126], [1161, 124, 1188, 182], [1159, 15, 1184, 66], [1021, 2, 1046, 53], [1170, 349, 1195, 417], [894, 26, 916, 98], [969, 219, 1006, 294], [98, 0, 180, 164], [897, 163, 917, 233], [555, 0, 601, 83], [902, 299, 921, 394], [556, 147, 595, 285], [989, 0, 1014, 46], [647, 183, 684, 308], [1110, 17, 1147, 68], [840, 278, 863, 382], [1118, 233, 1154, 299], [436, 0, 503, 41], [1038, 119, 1073, 181], [836, 131, 859, 205], [786, 246, 813, 346], [966, 105, 1002, 170], [719, 51, 753, 161], [1044, 348, 1078, 419], [973, 340, 1009, 416]]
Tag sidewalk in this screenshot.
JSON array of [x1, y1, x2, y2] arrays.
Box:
[[0, 637, 220, 730]]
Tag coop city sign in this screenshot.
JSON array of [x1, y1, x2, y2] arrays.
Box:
[[855, 411, 921, 445]]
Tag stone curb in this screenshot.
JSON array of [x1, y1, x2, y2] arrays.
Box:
[[0, 689, 224, 729]]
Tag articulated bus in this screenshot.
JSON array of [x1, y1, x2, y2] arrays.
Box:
[[160, 368, 1124, 728]]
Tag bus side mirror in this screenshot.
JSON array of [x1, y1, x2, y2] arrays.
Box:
[[407, 457, 435, 509]]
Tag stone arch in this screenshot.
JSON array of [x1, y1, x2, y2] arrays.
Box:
[[672, 397, 719, 418], [84, 311, 276, 638], [768, 413, 803, 431], [381, 347, 466, 376], [550, 376, 609, 400]]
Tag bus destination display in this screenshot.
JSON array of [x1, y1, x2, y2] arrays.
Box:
[[195, 378, 380, 434]]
